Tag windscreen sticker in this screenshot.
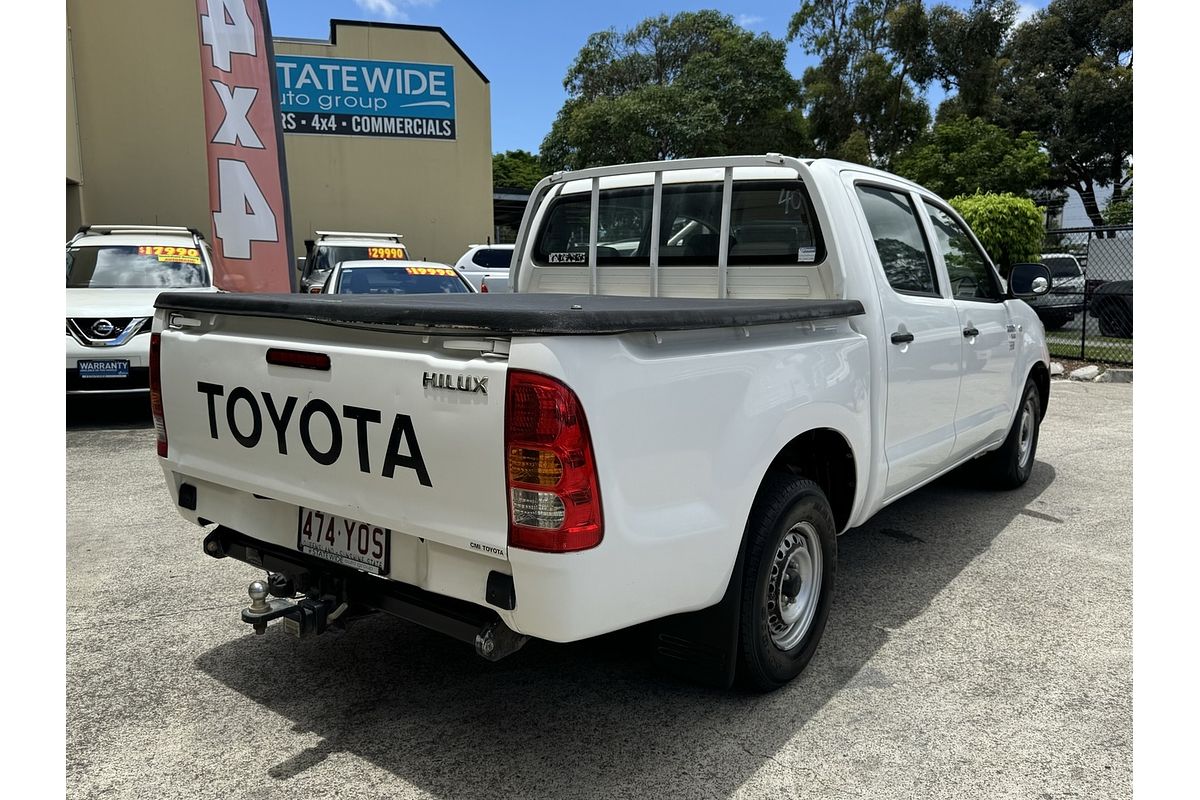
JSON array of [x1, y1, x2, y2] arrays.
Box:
[[138, 246, 201, 264], [798, 246, 817, 263], [367, 246, 408, 259], [405, 266, 456, 276], [548, 252, 588, 264]]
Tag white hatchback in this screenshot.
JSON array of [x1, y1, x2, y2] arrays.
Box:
[[453, 244, 514, 292], [66, 225, 219, 394]]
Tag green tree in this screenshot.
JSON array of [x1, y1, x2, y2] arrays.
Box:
[[923, 0, 1018, 120], [1104, 165, 1132, 224], [541, 12, 808, 170], [786, 0, 932, 167], [949, 192, 1044, 274], [995, 0, 1132, 226], [492, 150, 548, 192], [894, 116, 1049, 197]]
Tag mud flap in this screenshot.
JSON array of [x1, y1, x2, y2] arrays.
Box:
[[651, 544, 745, 689]]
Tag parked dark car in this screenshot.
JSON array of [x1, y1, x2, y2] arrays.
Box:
[[1090, 280, 1133, 338], [1028, 253, 1086, 330]]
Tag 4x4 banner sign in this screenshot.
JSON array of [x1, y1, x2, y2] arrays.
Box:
[[194, 0, 295, 292]]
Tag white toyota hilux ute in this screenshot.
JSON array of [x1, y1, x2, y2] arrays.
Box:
[[152, 156, 1053, 690]]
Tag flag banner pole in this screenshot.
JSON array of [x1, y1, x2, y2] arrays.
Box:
[[194, 0, 295, 292]]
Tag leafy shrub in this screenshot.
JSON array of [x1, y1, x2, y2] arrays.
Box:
[[949, 192, 1044, 275]]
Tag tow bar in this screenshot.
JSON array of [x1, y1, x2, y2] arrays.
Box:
[[211, 527, 528, 660], [238, 578, 527, 660], [240, 580, 348, 638]]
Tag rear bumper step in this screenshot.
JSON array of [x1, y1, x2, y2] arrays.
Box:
[[203, 526, 528, 660]]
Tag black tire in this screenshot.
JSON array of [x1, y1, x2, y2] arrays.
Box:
[[1096, 300, 1132, 338], [977, 376, 1042, 489], [737, 475, 837, 691], [1039, 312, 1070, 331]]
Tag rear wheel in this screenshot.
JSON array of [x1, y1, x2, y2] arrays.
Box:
[[977, 377, 1042, 489], [738, 475, 837, 691], [1096, 300, 1132, 338]]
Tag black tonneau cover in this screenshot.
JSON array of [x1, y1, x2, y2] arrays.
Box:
[[155, 292, 864, 336]]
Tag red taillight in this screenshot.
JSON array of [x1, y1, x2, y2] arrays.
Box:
[[480, 280, 489, 293], [149, 332, 167, 457], [505, 370, 602, 552], [266, 348, 331, 371]]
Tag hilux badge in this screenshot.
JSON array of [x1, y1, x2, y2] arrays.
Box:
[[422, 372, 488, 394]]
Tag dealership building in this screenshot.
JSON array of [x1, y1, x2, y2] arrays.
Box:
[[66, 0, 495, 267]]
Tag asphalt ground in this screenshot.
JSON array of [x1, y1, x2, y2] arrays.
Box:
[[66, 381, 1132, 800]]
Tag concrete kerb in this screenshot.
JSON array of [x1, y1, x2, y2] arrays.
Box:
[[1051, 362, 1133, 383]]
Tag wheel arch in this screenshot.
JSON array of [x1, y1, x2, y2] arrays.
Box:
[[760, 427, 858, 533], [1029, 360, 1050, 420]]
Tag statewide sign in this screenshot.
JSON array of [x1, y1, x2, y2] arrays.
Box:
[[274, 55, 457, 141], [193, 0, 295, 292]]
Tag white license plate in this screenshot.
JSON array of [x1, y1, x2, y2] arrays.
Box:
[[78, 359, 130, 378], [297, 507, 390, 574]]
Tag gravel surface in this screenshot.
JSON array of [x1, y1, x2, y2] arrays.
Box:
[[66, 382, 1132, 800]]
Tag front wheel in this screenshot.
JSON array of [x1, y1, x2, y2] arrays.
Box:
[[738, 475, 837, 691], [977, 377, 1042, 489]]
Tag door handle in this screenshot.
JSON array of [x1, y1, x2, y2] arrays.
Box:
[[962, 326, 980, 338], [890, 331, 914, 345]]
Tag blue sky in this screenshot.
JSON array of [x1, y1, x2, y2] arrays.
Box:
[[265, 0, 1048, 155]]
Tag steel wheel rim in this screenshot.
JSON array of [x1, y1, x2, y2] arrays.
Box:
[[766, 521, 822, 651], [1017, 396, 1036, 470]]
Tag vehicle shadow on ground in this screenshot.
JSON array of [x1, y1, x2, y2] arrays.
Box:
[[196, 463, 1056, 798], [66, 394, 152, 430]]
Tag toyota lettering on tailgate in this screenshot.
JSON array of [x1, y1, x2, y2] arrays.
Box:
[[196, 381, 431, 485]]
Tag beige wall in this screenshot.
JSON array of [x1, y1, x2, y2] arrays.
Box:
[[276, 26, 493, 264], [66, 0, 211, 238], [65, 2, 493, 265]]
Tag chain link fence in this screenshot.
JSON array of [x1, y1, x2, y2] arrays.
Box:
[[1035, 225, 1133, 365]]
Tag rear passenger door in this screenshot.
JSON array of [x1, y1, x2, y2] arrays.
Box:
[[919, 200, 1018, 460], [852, 181, 963, 498]]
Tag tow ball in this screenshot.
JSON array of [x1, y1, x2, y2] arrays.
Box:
[[241, 579, 348, 638]]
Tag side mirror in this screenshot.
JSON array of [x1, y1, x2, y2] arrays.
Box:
[[295, 256, 306, 273], [1008, 263, 1053, 298]]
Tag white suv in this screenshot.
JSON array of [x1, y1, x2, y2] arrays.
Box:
[[453, 244, 514, 292], [66, 225, 218, 394]]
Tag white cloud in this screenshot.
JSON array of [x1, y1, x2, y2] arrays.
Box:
[[737, 14, 765, 29], [352, 0, 439, 22]]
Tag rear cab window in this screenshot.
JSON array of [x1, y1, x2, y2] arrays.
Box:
[[532, 180, 825, 266], [471, 248, 513, 269], [854, 184, 939, 296], [66, 245, 210, 288]]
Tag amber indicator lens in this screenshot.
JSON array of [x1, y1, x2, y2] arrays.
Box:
[[508, 447, 564, 487]]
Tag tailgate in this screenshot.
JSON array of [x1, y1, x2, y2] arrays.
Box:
[[157, 312, 510, 555]]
